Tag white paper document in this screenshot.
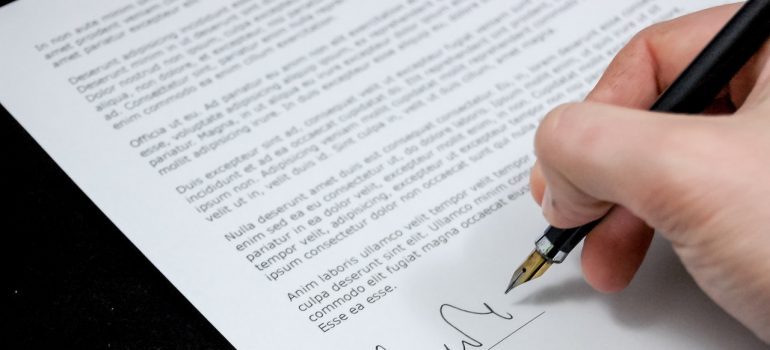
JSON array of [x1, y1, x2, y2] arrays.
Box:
[[1, 0, 764, 348]]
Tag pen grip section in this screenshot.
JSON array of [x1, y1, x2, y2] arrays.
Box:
[[541, 219, 601, 262]]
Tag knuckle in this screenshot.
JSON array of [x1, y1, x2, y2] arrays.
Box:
[[625, 29, 651, 52], [590, 27, 661, 104], [620, 23, 662, 60], [633, 23, 661, 42]]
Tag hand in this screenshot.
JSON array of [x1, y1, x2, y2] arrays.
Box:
[[530, 3, 770, 343]]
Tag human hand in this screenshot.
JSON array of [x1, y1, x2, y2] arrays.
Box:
[[530, 3, 770, 343]]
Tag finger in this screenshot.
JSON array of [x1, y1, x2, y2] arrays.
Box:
[[580, 206, 654, 293], [588, 4, 743, 108], [531, 137, 653, 294], [534, 101, 712, 228], [532, 136, 654, 294]]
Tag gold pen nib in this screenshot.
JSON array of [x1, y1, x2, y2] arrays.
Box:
[[504, 250, 552, 294]]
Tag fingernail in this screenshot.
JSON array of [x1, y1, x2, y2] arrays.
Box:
[[542, 187, 554, 218]]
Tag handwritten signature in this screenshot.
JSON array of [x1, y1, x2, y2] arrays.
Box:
[[376, 303, 544, 350], [439, 303, 514, 349]]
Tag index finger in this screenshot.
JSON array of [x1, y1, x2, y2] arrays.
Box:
[[530, 4, 744, 203], [588, 3, 743, 108]]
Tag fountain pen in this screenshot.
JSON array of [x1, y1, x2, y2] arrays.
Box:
[[506, 0, 770, 294]]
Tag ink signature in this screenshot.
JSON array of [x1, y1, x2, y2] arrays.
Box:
[[375, 303, 544, 350], [439, 303, 514, 349]]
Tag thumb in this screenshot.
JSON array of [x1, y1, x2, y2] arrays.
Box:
[[534, 101, 724, 232]]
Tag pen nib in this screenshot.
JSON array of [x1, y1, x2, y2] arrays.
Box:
[[504, 250, 552, 294]]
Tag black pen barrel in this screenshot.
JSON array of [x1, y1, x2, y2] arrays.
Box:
[[652, 0, 770, 114]]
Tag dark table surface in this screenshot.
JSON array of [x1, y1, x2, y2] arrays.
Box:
[[2, 1, 232, 348]]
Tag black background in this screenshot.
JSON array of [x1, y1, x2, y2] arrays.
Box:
[[2, 1, 233, 348]]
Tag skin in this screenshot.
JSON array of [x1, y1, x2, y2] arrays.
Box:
[[529, 4, 770, 343]]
